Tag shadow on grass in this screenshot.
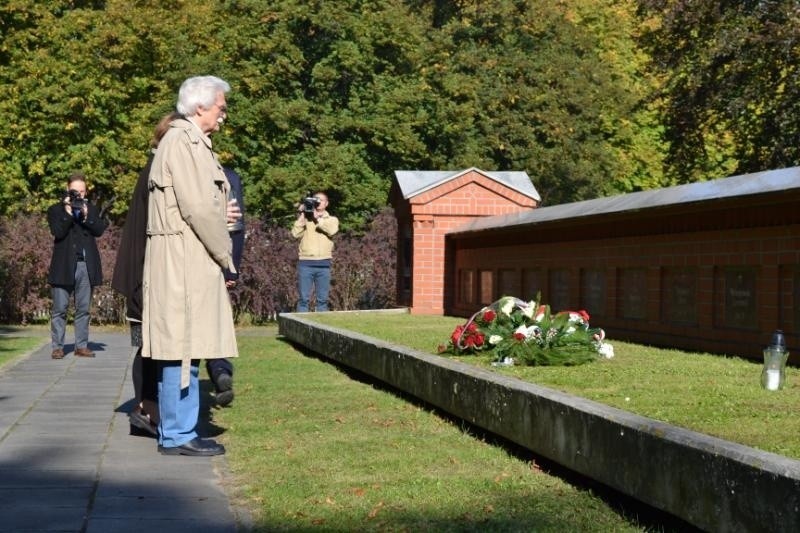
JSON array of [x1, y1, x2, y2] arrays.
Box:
[[284, 337, 700, 533]]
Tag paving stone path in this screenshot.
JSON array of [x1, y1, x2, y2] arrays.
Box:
[[0, 331, 241, 532]]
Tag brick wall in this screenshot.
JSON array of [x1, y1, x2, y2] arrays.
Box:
[[445, 188, 800, 362]]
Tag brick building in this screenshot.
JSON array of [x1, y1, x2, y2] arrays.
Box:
[[390, 168, 540, 314]]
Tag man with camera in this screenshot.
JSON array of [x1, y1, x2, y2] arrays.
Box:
[[47, 172, 107, 359], [291, 191, 339, 312]]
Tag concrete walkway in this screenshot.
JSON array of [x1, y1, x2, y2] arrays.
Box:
[[0, 330, 240, 532]]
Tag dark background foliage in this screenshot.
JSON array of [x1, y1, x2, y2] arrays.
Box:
[[0, 208, 396, 324]]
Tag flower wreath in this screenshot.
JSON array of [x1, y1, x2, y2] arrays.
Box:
[[441, 295, 613, 366]]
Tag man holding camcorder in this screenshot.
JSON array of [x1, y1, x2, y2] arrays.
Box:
[[291, 191, 339, 312], [47, 172, 107, 359]]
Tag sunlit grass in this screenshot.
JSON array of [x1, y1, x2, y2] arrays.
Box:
[[214, 331, 660, 532], [308, 312, 800, 460]]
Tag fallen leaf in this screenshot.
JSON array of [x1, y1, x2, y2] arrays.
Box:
[[367, 501, 384, 519]]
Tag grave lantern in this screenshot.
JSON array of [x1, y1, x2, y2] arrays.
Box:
[[761, 330, 789, 391]]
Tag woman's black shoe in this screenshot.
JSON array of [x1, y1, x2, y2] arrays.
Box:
[[129, 411, 158, 437]]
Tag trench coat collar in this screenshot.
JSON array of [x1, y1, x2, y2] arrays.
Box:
[[175, 116, 214, 150]]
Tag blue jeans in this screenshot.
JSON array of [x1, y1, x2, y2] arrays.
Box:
[[158, 360, 199, 447], [297, 262, 331, 312], [50, 261, 91, 350]]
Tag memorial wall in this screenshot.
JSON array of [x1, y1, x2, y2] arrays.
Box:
[[444, 168, 800, 363]]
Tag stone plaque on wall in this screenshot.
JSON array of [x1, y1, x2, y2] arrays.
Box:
[[580, 269, 606, 317], [522, 268, 543, 301], [479, 270, 493, 305], [722, 267, 757, 329], [498, 269, 519, 297], [549, 269, 570, 312], [662, 267, 697, 325], [459, 269, 474, 305], [618, 268, 647, 320]]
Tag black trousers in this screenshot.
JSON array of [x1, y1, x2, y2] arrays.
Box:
[[206, 358, 234, 390]]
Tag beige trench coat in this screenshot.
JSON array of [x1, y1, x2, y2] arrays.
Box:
[[142, 117, 238, 387]]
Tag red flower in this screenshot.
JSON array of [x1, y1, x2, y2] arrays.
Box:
[[481, 309, 496, 323], [450, 324, 465, 345], [513, 332, 526, 341], [577, 309, 590, 323]]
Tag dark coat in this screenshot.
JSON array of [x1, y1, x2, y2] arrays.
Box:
[[223, 167, 245, 282], [47, 200, 107, 287], [111, 154, 153, 320]]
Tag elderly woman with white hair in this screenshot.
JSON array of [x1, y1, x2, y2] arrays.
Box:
[[142, 75, 238, 456]]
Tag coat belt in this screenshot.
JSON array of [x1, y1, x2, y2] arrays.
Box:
[[146, 229, 183, 236]]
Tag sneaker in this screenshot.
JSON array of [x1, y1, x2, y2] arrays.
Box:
[[75, 347, 95, 358], [51, 348, 65, 359], [215, 372, 234, 407]]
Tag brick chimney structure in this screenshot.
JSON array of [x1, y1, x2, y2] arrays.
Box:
[[390, 168, 539, 314]]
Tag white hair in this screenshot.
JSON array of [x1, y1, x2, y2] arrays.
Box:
[[176, 76, 230, 117]]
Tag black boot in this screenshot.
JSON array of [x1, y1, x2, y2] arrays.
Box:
[[214, 372, 234, 407]]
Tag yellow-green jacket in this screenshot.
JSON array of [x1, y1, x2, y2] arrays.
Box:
[[291, 212, 339, 260]]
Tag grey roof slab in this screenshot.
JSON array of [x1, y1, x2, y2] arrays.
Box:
[[449, 165, 800, 234], [395, 167, 541, 201], [0, 330, 241, 532]]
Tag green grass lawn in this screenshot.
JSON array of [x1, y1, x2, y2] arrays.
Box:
[[0, 327, 48, 370], [306, 312, 800, 460], [214, 331, 665, 532]]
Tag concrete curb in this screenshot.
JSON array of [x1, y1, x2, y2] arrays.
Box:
[[279, 312, 800, 532]]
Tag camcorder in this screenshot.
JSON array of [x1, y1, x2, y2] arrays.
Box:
[[66, 189, 86, 222], [301, 192, 320, 220]]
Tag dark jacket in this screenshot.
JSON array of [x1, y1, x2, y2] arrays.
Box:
[[47, 199, 107, 287], [111, 155, 152, 320], [223, 167, 245, 282]]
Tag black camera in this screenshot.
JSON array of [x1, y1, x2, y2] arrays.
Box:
[[302, 193, 320, 219], [67, 189, 86, 222]]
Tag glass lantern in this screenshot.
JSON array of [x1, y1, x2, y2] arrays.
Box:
[[761, 330, 789, 391]]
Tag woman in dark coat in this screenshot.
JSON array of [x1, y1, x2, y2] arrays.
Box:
[[112, 112, 179, 436]]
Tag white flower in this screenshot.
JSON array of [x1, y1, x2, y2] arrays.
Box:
[[521, 302, 535, 318], [489, 334, 503, 345], [499, 297, 514, 316], [565, 326, 576, 334], [515, 325, 539, 339], [598, 342, 614, 359]]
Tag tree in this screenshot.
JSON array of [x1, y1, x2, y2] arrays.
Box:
[[0, 0, 668, 226], [637, 0, 800, 182]]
